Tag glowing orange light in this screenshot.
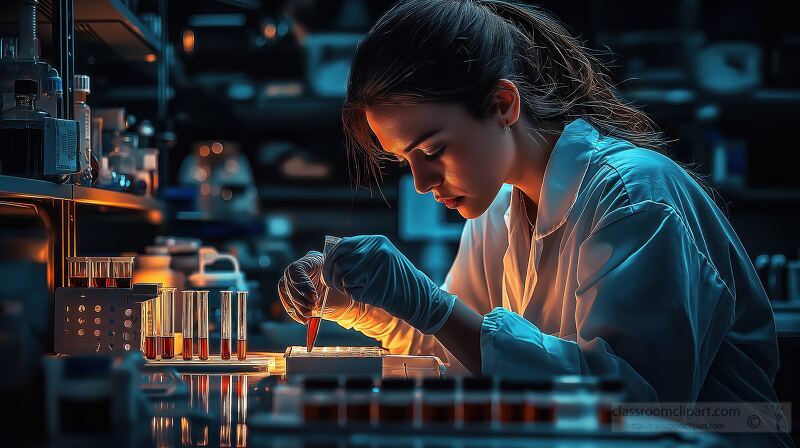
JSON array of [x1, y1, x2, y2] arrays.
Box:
[[211, 142, 223, 154], [263, 23, 277, 39], [199, 145, 210, 157], [145, 53, 157, 63], [182, 29, 195, 53]]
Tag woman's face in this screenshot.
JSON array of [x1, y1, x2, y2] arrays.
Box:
[[366, 102, 515, 219]]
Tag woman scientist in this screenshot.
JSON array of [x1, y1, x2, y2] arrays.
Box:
[[278, 0, 787, 440]]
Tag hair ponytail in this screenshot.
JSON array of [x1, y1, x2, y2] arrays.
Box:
[[476, 0, 667, 152]]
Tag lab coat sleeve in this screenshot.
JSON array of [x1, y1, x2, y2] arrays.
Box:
[[481, 202, 735, 402]]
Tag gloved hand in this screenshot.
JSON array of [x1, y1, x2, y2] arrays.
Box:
[[322, 235, 456, 334], [278, 251, 355, 325]]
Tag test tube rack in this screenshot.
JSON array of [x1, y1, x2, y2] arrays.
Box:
[[54, 283, 161, 355], [284, 346, 385, 377]]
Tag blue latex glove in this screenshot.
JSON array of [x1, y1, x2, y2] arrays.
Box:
[[322, 235, 457, 334]]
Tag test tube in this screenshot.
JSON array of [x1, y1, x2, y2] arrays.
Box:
[[378, 378, 415, 425], [111, 256, 134, 288], [498, 379, 527, 425], [421, 378, 456, 426], [89, 257, 112, 288], [343, 377, 373, 425], [220, 291, 232, 360], [142, 299, 157, 359], [303, 377, 340, 424], [182, 290, 195, 360], [160, 287, 176, 359], [66, 256, 90, 287], [197, 291, 209, 360], [237, 291, 247, 360], [461, 377, 494, 426]]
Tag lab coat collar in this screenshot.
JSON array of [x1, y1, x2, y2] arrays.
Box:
[[532, 118, 598, 239]]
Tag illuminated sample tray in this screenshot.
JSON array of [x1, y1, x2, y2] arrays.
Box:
[[145, 354, 276, 373], [284, 346, 385, 376]]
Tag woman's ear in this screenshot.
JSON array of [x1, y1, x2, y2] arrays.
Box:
[[492, 79, 521, 127]]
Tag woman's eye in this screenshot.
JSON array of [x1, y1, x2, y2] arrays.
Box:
[[423, 145, 446, 161]]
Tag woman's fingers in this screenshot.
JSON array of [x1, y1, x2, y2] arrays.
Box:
[[278, 275, 307, 325]]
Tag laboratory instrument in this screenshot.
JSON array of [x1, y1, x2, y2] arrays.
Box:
[[160, 287, 176, 359], [67, 256, 90, 287], [220, 290, 232, 360], [237, 291, 247, 360], [182, 290, 195, 360], [285, 346, 384, 377], [197, 290, 209, 360]]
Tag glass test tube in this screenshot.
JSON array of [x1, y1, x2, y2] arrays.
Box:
[[237, 291, 247, 360], [142, 299, 157, 359], [197, 291, 209, 360], [182, 290, 195, 360], [89, 257, 112, 288], [67, 256, 90, 287], [220, 291, 232, 360], [111, 256, 134, 288], [160, 287, 176, 359]]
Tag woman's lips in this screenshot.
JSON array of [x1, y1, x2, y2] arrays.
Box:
[[442, 196, 463, 209]]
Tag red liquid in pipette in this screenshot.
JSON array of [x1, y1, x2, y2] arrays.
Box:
[[307, 316, 321, 352]]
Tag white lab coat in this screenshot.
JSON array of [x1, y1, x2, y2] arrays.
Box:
[[335, 118, 787, 444]]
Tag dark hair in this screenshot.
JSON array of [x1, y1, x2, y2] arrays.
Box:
[[342, 0, 669, 187]]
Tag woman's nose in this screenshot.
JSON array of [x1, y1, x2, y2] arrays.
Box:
[[410, 161, 443, 194]]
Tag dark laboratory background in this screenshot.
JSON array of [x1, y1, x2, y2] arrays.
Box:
[[2, 0, 800, 442]]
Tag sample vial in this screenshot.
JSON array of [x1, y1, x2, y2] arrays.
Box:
[[553, 375, 599, 431], [378, 378, 415, 425], [160, 287, 176, 359], [67, 256, 90, 287], [73, 75, 92, 185], [142, 299, 157, 359], [525, 378, 555, 423], [461, 377, 494, 425], [220, 291, 232, 360], [421, 378, 456, 426], [343, 377, 374, 425], [237, 291, 247, 361], [498, 379, 527, 425], [303, 377, 340, 424], [111, 256, 134, 288], [197, 291, 209, 360], [597, 377, 625, 427], [89, 257, 112, 288], [182, 290, 195, 360]]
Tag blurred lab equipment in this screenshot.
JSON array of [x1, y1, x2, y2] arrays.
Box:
[[0, 79, 78, 181], [178, 141, 258, 219], [399, 174, 463, 284], [302, 33, 361, 97], [44, 354, 151, 434], [73, 74, 93, 185], [696, 42, 762, 95]]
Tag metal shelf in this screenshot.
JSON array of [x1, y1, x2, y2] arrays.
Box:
[[0, 174, 72, 201], [73, 184, 161, 210], [37, 0, 161, 62], [0, 175, 162, 211]]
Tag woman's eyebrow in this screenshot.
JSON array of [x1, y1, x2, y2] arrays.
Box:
[[402, 129, 441, 153]]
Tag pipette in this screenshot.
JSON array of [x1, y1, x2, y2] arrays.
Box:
[[307, 235, 342, 352]]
